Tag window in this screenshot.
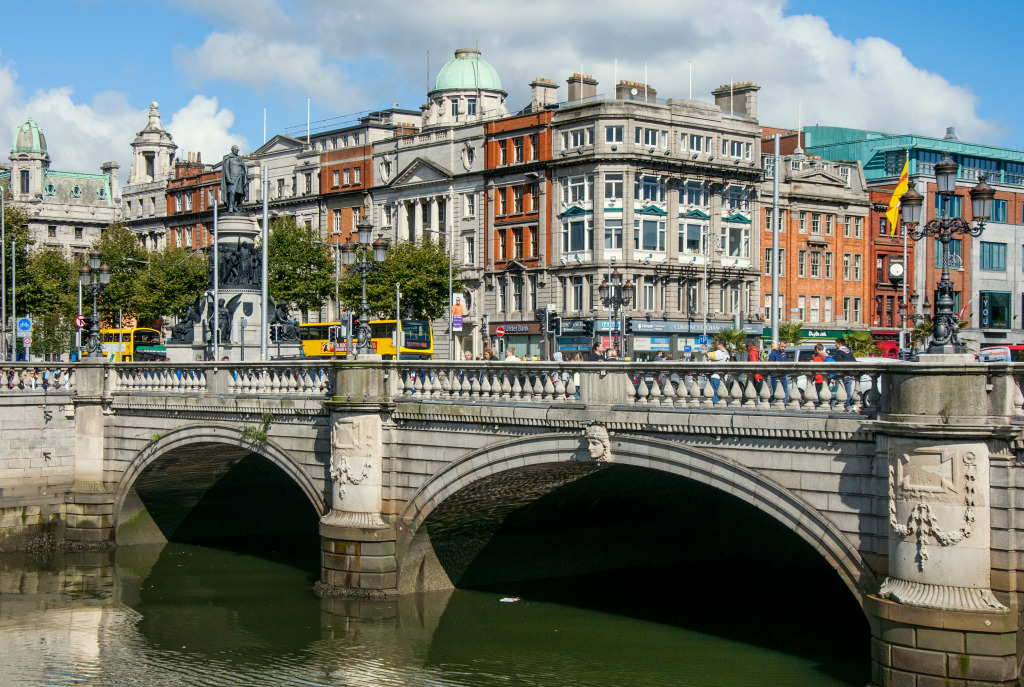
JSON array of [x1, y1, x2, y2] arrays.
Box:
[[853, 254, 862, 281], [513, 227, 524, 258], [643, 277, 657, 311], [811, 213, 821, 235], [467, 97, 477, 116], [682, 223, 702, 253], [798, 250, 807, 277], [934, 194, 963, 218], [797, 295, 806, 321], [47, 225, 56, 238], [980, 291, 1010, 328], [980, 241, 1006, 271], [764, 248, 786, 276], [843, 297, 851, 322], [499, 140, 507, 165], [498, 277, 506, 312], [723, 186, 748, 211], [528, 183, 538, 211], [634, 219, 666, 252], [934, 238, 963, 268], [465, 193, 476, 217], [878, 216, 888, 236], [825, 215, 834, 236], [513, 138, 523, 163], [605, 173, 623, 201], [496, 188, 506, 215], [563, 219, 593, 252], [498, 231, 507, 260], [277, 179, 285, 196], [824, 252, 833, 279], [720, 224, 750, 257], [824, 296, 833, 323], [353, 168, 360, 184], [605, 219, 623, 249], [451, 100, 460, 117], [562, 175, 594, 203], [809, 250, 821, 278], [843, 217, 852, 238], [465, 236, 475, 265], [74, 227, 83, 240], [185, 227, 193, 248], [809, 296, 821, 323], [605, 126, 623, 143], [511, 275, 523, 312], [683, 181, 707, 206], [854, 217, 863, 238], [185, 194, 193, 211], [569, 276, 585, 312], [640, 128, 665, 147], [565, 128, 593, 148], [530, 134, 539, 160], [20, 170, 29, 193], [992, 199, 1008, 223], [175, 195, 182, 212], [529, 274, 538, 312], [513, 186, 524, 213], [853, 298, 862, 323], [305, 173, 313, 194], [333, 212, 341, 234], [635, 174, 666, 202], [208, 188, 215, 206], [683, 279, 700, 314], [799, 212, 807, 234]]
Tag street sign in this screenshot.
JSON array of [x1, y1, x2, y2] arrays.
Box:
[[696, 334, 709, 345], [495, 326, 505, 338], [23, 337, 32, 346], [701, 344, 709, 353], [16, 317, 31, 338], [75, 314, 87, 329]]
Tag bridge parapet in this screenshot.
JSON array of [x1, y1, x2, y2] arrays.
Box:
[[0, 364, 77, 393], [107, 362, 333, 397]]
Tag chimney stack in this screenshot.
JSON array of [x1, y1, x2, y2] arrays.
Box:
[[566, 73, 598, 102], [712, 81, 761, 119], [615, 80, 657, 101], [101, 161, 120, 200], [530, 78, 559, 110]]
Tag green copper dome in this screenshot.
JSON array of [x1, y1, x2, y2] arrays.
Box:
[[12, 118, 48, 155], [433, 48, 504, 93]]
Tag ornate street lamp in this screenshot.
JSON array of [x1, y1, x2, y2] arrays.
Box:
[[900, 155, 994, 354], [78, 250, 111, 357], [598, 269, 634, 357], [341, 219, 389, 356]]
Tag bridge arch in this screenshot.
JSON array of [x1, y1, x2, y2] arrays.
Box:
[[398, 431, 874, 601], [112, 423, 327, 526]]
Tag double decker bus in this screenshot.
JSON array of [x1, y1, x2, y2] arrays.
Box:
[[100, 328, 166, 362], [298, 319, 433, 359]]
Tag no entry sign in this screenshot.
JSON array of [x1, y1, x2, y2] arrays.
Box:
[[495, 326, 505, 338]]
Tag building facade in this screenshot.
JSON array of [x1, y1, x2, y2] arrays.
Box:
[[123, 102, 177, 249]]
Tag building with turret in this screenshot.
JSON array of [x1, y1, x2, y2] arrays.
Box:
[[123, 102, 178, 249], [0, 117, 119, 254]]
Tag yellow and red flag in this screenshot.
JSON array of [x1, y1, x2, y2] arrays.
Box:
[[886, 158, 909, 236]]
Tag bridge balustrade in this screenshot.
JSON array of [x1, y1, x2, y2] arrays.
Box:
[[108, 362, 333, 396], [0, 364, 76, 393]]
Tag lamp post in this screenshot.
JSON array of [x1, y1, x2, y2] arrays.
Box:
[[598, 269, 634, 358], [340, 218, 388, 356], [900, 155, 994, 354], [78, 250, 111, 357]]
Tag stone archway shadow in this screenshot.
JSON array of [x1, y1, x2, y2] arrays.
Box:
[[397, 431, 875, 603]]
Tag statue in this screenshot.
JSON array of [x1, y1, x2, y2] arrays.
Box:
[[584, 424, 611, 462], [220, 145, 249, 213], [169, 295, 205, 344], [267, 296, 301, 342], [206, 293, 242, 344]]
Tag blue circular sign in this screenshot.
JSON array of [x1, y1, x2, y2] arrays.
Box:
[[16, 318, 31, 332]]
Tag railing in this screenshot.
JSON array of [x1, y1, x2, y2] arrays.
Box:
[[0, 364, 76, 393], [389, 361, 894, 414], [110, 362, 333, 396]]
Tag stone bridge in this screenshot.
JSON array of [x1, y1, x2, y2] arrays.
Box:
[[2, 357, 1024, 686]]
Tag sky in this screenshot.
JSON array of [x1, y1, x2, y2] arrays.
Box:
[[1, 0, 1019, 182]]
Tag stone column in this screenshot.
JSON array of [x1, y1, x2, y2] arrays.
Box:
[[65, 362, 115, 544], [868, 357, 1019, 686], [413, 198, 423, 243], [396, 200, 407, 242], [319, 360, 397, 597], [429, 196, 439, 241]]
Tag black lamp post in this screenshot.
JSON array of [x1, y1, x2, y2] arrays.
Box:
[[78, 250, 111, 357], [340, 219, 388, 356], [900, 155, 994, 354], [598, 269, 634, 357]]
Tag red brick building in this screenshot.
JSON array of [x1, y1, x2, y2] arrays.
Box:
[[165, 153, 220, 250]]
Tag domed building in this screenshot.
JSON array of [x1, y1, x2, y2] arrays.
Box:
[[0, 117, 120, 254], [421, 48, 509, 128], [123, 102, 179, 249]]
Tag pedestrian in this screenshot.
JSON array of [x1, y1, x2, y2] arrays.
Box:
[[768, 340, 791, 404], [832, 337, 858, 410], [707, 338, 730, 403], [464, 351, 473, 361], [504, 346, 519, 361], [812, 343, 827, 398], [747, 340, 764, 395], [588, 341, 606, 361]]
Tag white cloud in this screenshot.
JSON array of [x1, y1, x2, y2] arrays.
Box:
[[176, 0, 1003, 144], [168, 95, 248, 163]]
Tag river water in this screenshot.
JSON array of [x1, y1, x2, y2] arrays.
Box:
[[0, 535, 867, 687]]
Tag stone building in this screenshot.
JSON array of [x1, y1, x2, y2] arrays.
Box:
[[0, 117, 119, 254], [123, 103, 177, 249]]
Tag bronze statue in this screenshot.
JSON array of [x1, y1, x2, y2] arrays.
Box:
[[220, 145, 249, 213]]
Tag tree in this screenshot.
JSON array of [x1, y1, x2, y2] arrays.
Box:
[[910, 320, 932, 351], [21, 247, 79, 357], [267, 215, 333, 321], [715, 327, 749, 359], [92, 222, 148, 324], [340, 239, 461, 321], [778, 321, 805, 346], [134, 245, 208, 327], [844, 330, 882, 357]]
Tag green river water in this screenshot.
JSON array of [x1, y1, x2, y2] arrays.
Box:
[[0, 535, 868, 687]]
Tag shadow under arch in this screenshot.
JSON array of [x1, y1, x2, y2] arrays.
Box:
[[113, 423, 327, 539], [398, 431, 875, 603]]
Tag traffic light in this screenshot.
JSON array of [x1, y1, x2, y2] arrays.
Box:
[[547, 311, 562, 337], [624, 316, 633, 335], [582, 319, 594, 337]]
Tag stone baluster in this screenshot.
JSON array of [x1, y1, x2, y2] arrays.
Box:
[[421, 371, 434, 397], [699, 374, 714, 407], [802, 377, 819, 411], [742, 375, 758, 408], [833, 376, 848, 411], [500, 371, 512, 399], [818, 377, 832, 410], [531, 372, 544, 400], [784, 374, 801, 411], [511, 372, 523, 399], [647, 373, 661, 405], [727, 376, 743, 408], [660, 371, 676, 406], [470, 369, 482, 397], [479, 370, 492, 397], [757, 372, 772, 410], [553, 372, 566, 401], [438, 370, 451, 399], [1012, 376, 1024, 418], [541, 372, 555, 401], [566, 373, 577, 400]]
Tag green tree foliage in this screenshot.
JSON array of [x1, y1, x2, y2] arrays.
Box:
[[267, 215, 333, 321], [844, 330, 882, 357], [778, 321, 805, 346], [92, 222, 147, 323], [715, 327, 749, 359], [21, 247, 79, 357], [134, 245, 208, 327], [1, 197, 33, 302], [340, 239, 461, 321]]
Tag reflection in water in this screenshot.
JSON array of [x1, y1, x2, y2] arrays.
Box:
[[0, 539, 866, 686]]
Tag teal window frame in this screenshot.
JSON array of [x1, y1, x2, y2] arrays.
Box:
[[934, 194, 962, 218], [980, 241, 1006, 271], [992, 199, 1007, 223], [980, 291, 1011, 329], [934, 238, 962, 268]]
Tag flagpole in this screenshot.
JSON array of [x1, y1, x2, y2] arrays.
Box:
[[902, 149, 910, 351]]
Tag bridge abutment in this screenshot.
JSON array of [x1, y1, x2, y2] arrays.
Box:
[[67, 362, 115, 545]]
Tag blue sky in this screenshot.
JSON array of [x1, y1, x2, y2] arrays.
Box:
[[0, 0, 1019, 179]]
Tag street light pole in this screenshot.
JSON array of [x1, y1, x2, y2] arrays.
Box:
[[1, 191, 5, 361], [900, 155, 994, 354], [78, 250, 111, 357], [598, 270, 634, 359], [341, 219, 388, 357]]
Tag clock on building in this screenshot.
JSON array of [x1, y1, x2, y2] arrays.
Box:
[[888, 261, 905, 281]]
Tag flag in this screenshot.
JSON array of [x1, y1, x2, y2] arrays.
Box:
[[886, 158, 909, 236]]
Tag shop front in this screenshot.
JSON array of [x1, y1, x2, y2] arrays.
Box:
[[488, 321, 544, 359], [600, 320, 761, 361]]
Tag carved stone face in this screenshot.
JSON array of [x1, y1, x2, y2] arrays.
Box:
[[584, 425, 610, 462]]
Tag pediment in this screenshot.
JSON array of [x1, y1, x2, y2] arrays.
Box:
[[501, 259, 527, 272], [252, 134, 306, 156], [789, 169, 846, 186], [391, 157, 453, 187], [559, 205, 593, 218]]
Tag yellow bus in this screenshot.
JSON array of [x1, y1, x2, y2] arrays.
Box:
[[100, 328, 165, 362], [298, 319, 433, 360]]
